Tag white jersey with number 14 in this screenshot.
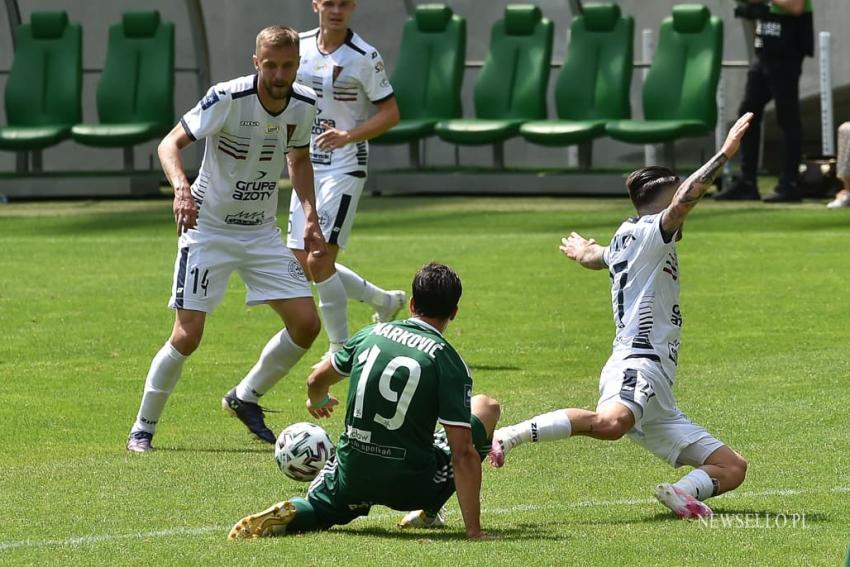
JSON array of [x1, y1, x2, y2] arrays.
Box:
[[180, 75, 317, 234]]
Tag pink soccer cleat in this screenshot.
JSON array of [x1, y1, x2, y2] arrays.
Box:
[[487, 438, 507, 468], [654, 483, 713, 519]]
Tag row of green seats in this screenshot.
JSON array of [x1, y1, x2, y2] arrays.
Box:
[[0, 11, 174, 170], [373, 3, 723, 169]]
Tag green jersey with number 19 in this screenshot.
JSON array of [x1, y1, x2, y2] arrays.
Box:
[[330, 318, 473, 495]]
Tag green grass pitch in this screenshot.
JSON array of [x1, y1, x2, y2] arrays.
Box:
[[1, 195, 848, 565]]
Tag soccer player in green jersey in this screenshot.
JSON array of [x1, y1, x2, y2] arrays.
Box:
[[229, 263, 500, 540]]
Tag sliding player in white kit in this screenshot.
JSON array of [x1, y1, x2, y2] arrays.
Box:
[[287, 0, 405, 359], [489, 114, 755, 519], [127, 27, 326, 452]]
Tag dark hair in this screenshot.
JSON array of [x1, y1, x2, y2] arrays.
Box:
[[412, 262, 462, 319], [626, 166, 680, 209]]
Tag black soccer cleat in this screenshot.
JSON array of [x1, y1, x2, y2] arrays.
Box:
[[221, 388, 277, 444], [127, 430, 154, 453]]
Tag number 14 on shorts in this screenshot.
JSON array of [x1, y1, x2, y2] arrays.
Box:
[[189, 267, 210, 296]]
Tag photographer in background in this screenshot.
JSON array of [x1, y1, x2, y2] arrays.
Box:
[[715, 0, 814, 203]]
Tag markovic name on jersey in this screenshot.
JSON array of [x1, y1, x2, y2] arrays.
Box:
[[372, 323, 445, 358]]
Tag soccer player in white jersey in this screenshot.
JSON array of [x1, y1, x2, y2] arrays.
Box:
[[127, 27, 327, 452], [287, 0, 404, 358], [488, 114, 755, 520]]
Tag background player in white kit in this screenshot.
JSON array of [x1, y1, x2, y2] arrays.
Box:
[[489, 114, 755, 519], [287, 0, 405, 358], [127, 27, 326, 452]]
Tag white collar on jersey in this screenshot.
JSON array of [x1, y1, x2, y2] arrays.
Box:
[[407, 318, 444, 337]]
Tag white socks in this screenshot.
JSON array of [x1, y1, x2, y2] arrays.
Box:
[[131, 341, 187, 434], [235, 329, 307, 403], [673, 468, 716, 501], [335, 263, 386, 308], [501, 410, 573, 449], [315, 271, 349, 348]]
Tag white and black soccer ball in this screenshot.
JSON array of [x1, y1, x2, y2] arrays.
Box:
[[274, 422, 335, 482]]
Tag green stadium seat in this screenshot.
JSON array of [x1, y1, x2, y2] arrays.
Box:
[[71, 11, 174, 169], [435, 5, 553, 167], [372, 4, 465, 166], [605, 4, 722, 164], [0, 11, 82, 172], [519, 3, 632, 168]]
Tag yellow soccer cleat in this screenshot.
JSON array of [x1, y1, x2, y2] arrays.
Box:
[[228, 501, 296, 540], [398, 509, 446, 529]]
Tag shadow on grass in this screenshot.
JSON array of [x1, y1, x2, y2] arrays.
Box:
[[161, 445, 272, 454], [468, 364, 521, 372], [334, 524, 567, 542]]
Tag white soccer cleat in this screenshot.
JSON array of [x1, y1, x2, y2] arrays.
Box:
[[372, 290, 406, 323], [228, 501, 296, 540], [398, 509, 446, 529], [826, 190, 850, 208], [654, 483, 713, 520]]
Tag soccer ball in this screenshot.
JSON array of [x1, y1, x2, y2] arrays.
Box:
[[274, 422, 335, 482]]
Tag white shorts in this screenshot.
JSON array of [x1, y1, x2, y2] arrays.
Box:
[[167, 227, 311, 312], [597, 359, 724, 468], [287, 171, 366, 250]]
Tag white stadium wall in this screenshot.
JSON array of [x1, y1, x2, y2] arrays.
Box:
[[0, 0, 848, 176]]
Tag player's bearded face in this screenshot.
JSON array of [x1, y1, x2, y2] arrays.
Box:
[[255, 45, 299, 100]]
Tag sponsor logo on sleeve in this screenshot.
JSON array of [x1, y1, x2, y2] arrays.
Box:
[[201, 89, 220, 110], [374, 61, 385, 73]]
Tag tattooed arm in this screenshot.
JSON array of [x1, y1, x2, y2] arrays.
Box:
[[661, 113, 754, 236]]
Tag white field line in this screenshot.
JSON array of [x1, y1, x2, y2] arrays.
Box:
[[1, 485, 846, 552]]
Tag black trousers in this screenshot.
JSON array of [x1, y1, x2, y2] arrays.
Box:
[[738, 54, 804, 188]]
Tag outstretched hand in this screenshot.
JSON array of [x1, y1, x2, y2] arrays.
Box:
[[559, 232, 596, 263], [721, 113, 754, 159]]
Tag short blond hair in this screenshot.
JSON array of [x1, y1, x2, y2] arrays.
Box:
[[255, 25, 299, 53]]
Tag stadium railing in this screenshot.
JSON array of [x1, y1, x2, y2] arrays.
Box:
[[70, 11, 174, 171], [518, 2, 633, 169], [605, 4, 723, 169], [433, 4, 554, 169], [0, 1, 211, 199], [370, 2, 731, 193], [0, 11, 82, 174], [371, 4, 466, 168]]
